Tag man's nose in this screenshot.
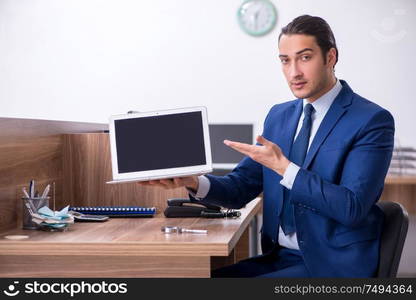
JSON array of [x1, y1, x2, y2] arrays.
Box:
[[289, 62, 303, 79]]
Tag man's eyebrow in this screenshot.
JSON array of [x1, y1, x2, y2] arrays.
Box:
[[296, 48, 314, 55], [279, 48, 314, 58]]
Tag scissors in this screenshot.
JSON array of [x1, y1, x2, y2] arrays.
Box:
[[161, 226, 207, 234]]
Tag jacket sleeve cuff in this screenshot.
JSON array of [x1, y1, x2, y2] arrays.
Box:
[[187, 175, 210, 199], [279, 162, 300, 190]]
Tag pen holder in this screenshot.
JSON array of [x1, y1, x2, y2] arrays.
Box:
[[22, 197, 49, 229]]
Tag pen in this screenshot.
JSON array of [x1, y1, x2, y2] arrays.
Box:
[[53, 182, 56, 214], [22, 187, 30, 198], [24, 198, 37, 215], [41, 184, 50, 199], [29, 180, 35, 198]]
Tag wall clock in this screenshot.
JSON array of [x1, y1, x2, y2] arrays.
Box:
[[237, 0, 277, 36]]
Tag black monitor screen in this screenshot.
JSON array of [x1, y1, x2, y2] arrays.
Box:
[[115, 111, 206, 173], [209, 124, 253, 164]]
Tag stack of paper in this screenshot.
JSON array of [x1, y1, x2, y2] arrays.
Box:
[[31, 206, 74, 230]]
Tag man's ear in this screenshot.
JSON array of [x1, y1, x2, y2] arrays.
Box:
[[327, 48, 337, 69]]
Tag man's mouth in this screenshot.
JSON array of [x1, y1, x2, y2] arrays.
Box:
[[292, 81, 307, 89]]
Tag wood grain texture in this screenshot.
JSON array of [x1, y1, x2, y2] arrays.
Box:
[[62, 133, 189, 213], [380, 183, 416, 215], [0, 255, 210, 278], [234, 226, 250, 262], [0, 118, 107, 231], [210, 227, 250, 271], [0, 117, 107, 138], [385, 176, 416, 185], [211, 249, 237, 272], [0, 198, 261, 257], [380, 176, 416, 215], [0, 199, 261, 277]]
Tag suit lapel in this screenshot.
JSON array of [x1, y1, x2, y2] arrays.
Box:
[[270, 100, 302, 220], [303, 81, 353, 169], [280, 100, 303, 157]]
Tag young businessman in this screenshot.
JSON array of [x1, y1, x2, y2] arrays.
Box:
[[140, 15, 395, 277]]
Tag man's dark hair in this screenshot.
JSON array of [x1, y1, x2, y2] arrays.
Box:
[[279, 15, 338, 67]]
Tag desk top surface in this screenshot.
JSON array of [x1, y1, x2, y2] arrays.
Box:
[[385, 175, 416, 184], [0, 198, 261, 257]]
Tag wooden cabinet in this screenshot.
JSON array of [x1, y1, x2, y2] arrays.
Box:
[[381, 176, 416, 215]]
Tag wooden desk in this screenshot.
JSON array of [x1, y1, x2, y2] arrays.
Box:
[[0, 198, 261, 278], [385, 176, 416, 185], [381, 176, 416, 215]]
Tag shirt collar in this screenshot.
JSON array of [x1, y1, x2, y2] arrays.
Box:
[[302, 79, 342, 117]]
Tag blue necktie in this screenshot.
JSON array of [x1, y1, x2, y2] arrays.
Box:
[[281, 103, 314, 235]]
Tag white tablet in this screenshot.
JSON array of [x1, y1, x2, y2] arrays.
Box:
[[107, 107, 212, 184]]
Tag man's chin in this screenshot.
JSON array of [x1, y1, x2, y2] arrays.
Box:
[[291, 90, 310, 100]]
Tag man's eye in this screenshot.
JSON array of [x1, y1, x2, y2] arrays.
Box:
[[280, 59, 288, 64], [301, 55, 311, 61]]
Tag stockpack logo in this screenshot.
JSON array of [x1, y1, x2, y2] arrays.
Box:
[[3, 281, 20, 297]]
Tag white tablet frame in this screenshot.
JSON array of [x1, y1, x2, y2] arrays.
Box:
[[108, 106, 212, 182]]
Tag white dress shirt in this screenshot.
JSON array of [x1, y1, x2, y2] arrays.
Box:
[[192, 79, 343, 250]]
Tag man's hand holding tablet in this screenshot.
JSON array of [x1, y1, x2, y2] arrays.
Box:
[[138, 176, 199, 193]]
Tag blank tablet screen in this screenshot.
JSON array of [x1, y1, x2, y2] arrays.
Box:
[[114, 111, 206, 173]]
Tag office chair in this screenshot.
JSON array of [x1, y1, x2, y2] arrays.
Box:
[[375, 201, 409, 278]]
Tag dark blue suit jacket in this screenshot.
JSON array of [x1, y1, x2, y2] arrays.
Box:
[[198, 80, 394, 277]]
